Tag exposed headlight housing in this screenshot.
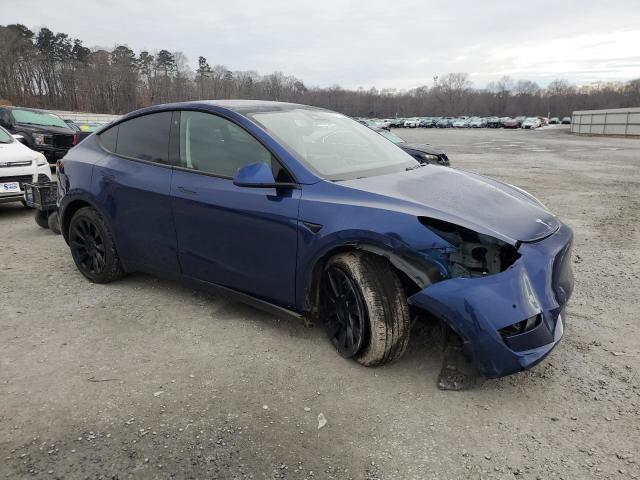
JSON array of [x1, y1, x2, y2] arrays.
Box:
[[419, 217, 520, 279]]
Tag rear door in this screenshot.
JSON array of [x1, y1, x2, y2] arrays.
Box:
[[93, 111, 180, 273], [170, 110, 300, 307]]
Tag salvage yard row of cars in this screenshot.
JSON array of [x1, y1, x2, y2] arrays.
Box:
[[360, 115, 572, 129], [1, 101, 573, 390]]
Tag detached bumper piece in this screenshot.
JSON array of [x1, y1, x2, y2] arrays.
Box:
[[409, 224, 573, 379]]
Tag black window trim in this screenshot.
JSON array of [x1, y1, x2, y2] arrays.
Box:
[[96, 107, 299, 185]]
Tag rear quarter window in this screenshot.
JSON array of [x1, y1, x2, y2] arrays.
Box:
[[98, 125, 118, 152], [99, 112, 172, 164], [117, 112, 172, 163]]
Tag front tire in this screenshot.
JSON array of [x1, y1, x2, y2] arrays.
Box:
[[321, 252, 410, 367], [69, 206, 124, 283]]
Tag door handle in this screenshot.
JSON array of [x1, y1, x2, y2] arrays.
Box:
[[177, 186, 198, 196]]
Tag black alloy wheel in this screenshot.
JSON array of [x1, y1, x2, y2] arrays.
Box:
[[70, 216, 106, 276], [321, 265, 367, 358]]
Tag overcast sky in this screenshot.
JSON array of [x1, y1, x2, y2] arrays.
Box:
[[3, 0, 640, 90]]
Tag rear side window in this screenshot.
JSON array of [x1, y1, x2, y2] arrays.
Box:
[[179, 111, 272, 177], [98, 125, 118, 152], [110, 112, 172, 164]]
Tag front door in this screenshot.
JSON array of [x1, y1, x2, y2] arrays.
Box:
[[171, 110, 300, 307]]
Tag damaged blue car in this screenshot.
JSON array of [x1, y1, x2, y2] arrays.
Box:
[[57, 100, 573, 388]]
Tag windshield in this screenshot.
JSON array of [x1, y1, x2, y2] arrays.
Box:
[[250, 108, 417, 181], [12, 109, 69, 128], [377, 130, 405, 145], [0, 127, 13, 144]]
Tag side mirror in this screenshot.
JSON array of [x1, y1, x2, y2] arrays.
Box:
[[12, 134, 26, 145], [233, 162, 277, 187], [233, 162, 297, 189]]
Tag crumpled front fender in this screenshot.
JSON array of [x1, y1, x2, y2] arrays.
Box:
[[409, 224, 574, 378]]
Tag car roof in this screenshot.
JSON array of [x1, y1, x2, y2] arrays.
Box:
[[116, 100, 329, 122], [176, 100, 323, 114]]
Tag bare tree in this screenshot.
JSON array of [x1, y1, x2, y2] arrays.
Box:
[[1, 24, 638, 118]]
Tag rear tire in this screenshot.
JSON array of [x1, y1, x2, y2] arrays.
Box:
[[48, 211, 61, 234], [321, 252, 410, 367], [35, 210, 49, 229], [69, 206, 124, 283]]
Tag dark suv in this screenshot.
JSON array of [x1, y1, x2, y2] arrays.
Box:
[[0, 106, 76, 164]]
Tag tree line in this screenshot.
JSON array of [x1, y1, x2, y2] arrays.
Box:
[[1, 24, 639, 118]]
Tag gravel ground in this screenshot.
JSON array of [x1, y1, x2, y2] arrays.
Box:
[[1, 126, 639, 479]]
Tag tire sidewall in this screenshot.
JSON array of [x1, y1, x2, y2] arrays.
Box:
[[324, 252, 410, 366], [69, 207, 117, 283]]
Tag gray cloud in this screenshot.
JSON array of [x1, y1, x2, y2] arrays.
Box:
[[2, 0, 640, 89]]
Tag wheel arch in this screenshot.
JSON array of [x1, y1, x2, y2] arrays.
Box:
[[302, 240, 440, 319], [60, 198, 92, 243], [60, 195, 116, 246]]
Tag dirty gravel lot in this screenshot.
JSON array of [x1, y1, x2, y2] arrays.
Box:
[[1, 126, 639, 479]]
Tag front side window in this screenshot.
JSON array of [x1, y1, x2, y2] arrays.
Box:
[[115, 112, 172, 163], [11, 109, 69, 129], [179, 111, 272, 178], [249, 108, 417, 181]]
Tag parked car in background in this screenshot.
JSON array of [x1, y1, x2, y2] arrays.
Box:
[[436, 117, 453, 128], [0, 125, 52, 205], [549, 117, 560, 125], [514, 116, 527, 127], [452, 118, 469, 128], [389, 118, 405, 128], [502, 117, 519, 129], [370, 126, 450, 166], [374, 119, 391, 130], [521, 117, 541, 129], [486, 117, 501, 128], [65, 120, 108, 141], [499, 117, 511, 127], [419, 117, 436, 128], [58, 100, 573, 386], [561, 117, 572, 124], [404, 117, 420, 128], [468, 117, 487, 128], [0, 107, 77, 165]]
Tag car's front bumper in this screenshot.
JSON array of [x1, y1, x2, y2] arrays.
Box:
[[409, 223, 574, 378], [0, 163, 53, 204]]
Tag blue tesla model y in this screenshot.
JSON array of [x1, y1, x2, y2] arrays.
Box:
[[57, 100, 573, 387]]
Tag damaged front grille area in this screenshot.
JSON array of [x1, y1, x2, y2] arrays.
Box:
[[499, 314, 541, 338], [498, 313, 557, 352]]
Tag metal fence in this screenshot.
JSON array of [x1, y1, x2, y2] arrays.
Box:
[[571, 107, 640, 137], [42, 109, 121, 124]]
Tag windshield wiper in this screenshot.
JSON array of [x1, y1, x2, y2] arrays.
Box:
[[406, 163, 426, 171]]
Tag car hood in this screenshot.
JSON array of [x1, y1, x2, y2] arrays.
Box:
[[339, 166, 560, 244], [401, 142, 444, 156], [0, 141, 39, 163], [15, 122, 75, 135]]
